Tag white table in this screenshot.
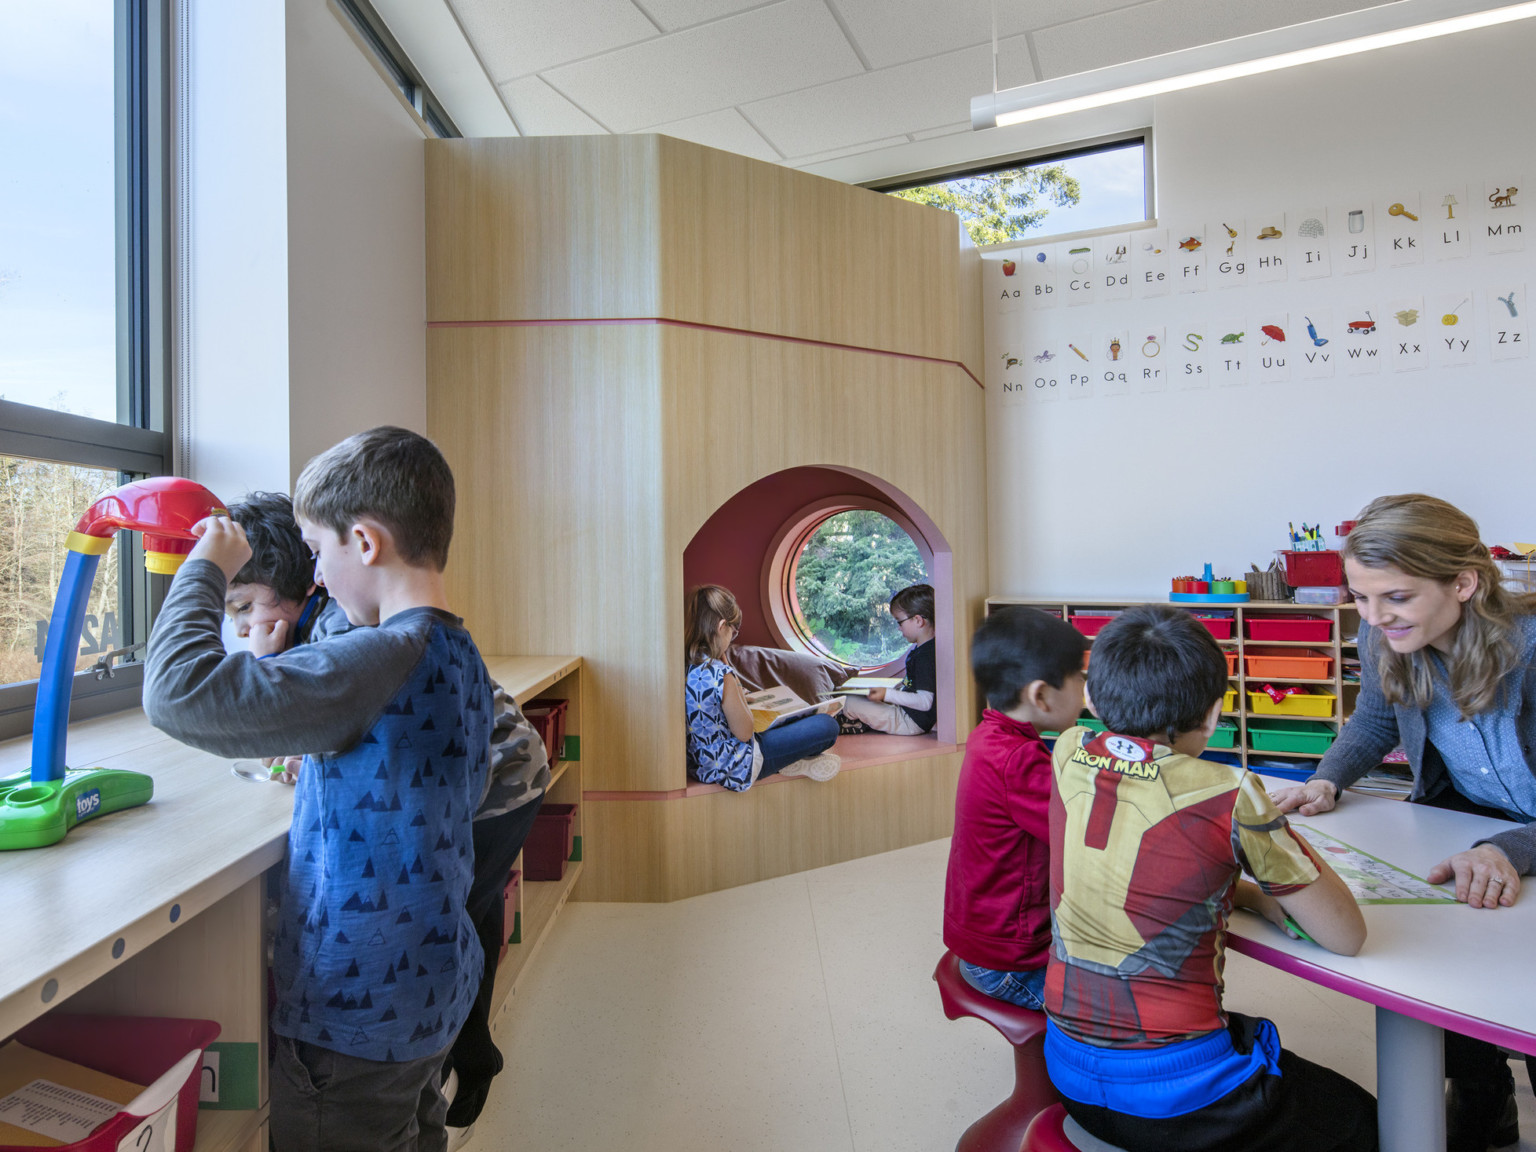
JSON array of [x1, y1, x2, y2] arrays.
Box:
[[1227, 778, 1536, 1152]]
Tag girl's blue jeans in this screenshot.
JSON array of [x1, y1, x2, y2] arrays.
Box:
[[758, 713, 840, 777], [959, 960, 1048, 1010]]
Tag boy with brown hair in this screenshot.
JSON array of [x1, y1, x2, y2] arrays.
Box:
[[147, 426, 492, 1152]]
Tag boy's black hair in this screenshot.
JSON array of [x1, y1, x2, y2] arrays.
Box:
[[971, 606, 1087, 711], [294, 426, 455, 570], [1087, 605, 1228, 740], [228, 491, 314, 603], [891, 583, 935, 624]]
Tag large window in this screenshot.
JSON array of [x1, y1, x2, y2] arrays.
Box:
[[0, 0, 171, 735], [878, 136, 1149, 247]]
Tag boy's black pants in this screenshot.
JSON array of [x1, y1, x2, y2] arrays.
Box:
[[444, 795, 545, 1128]]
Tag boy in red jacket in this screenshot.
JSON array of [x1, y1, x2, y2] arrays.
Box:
[[943, 607, 1087, 1006]]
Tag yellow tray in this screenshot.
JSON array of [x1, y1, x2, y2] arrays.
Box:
[[1247, 690, 1336, 718]]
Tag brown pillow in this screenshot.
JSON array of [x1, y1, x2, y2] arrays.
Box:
[[728, 644, 853, 703]]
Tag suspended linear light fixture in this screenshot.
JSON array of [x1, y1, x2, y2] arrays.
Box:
[[972, 0, 1536, 130]]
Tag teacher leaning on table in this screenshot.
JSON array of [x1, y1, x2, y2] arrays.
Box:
[[1271, 494, 1536, 1152]]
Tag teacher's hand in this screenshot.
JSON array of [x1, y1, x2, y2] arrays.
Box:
[[1427, 844, 1521, 909], [1269, 779, 1338, 816]]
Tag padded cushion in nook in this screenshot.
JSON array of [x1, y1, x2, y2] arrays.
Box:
[[728, 644, 852, 704]]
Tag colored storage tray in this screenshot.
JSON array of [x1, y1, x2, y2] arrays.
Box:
[[1248, 690, 1337, 718], [1222, 687, 1237, 712], [1070, 613, 1117, 637], [1280, 550, 1343, 587], [1244, 646, 1334, 679], [1191, 613, 1235, 639], [1208, 721, 1239, 749], [1225, 651, 1238, 676], [524, 802, 577, 881], [1247, 718, 1338, 755], [1245, 614, 1333, 642], [524, 696, 569, 763], [10, 1014, 221, 1152]]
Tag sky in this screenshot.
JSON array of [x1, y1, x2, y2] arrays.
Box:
[[0, 1, 118, 422], [1019, 141, 1148, 240]]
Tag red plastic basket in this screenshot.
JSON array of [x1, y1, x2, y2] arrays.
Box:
[[1070, 614, 1116, 637], [1281, 550, 1344, 587], [523, 697, 569, 763], [523, 803, 577, 881], [9, 1015, 220, 1152], [1245, 615, 1333, 642], [1191, 614, 1234, 639]]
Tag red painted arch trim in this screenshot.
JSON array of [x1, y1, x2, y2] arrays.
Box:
[[427, 316, 984, 389], [1227, 934, 1536, 1057]]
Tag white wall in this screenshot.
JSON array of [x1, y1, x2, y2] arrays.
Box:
[[986, 21, 1536, 598], [182, 0, 427, 504], [285, 0, 428, 483]]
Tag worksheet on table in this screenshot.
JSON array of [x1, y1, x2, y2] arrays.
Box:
[[1292, 826, 1457, 904]]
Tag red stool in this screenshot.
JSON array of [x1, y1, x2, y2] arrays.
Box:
[[1022, 1104, 1129, 1151], [933, 950, 1058, 1152]]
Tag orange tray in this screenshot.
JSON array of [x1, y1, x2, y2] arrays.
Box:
[[1244, 646, 1334, 679]]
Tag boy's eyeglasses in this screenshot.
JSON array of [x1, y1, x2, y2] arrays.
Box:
[[892, 615, 912, 625]]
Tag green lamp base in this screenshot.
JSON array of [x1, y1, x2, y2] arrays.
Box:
[[0, 767, 154, 850]]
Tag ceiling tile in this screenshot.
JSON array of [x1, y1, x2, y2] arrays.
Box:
[[641, 108, 783, 161], [447, 0, 658, 81], [910, 121, 970, 142], [995, 31, 1038, 89], [786, 135, 913, 167], [743, 43, 990, 159], [500, 76, 611, 135], [1033, 0, 1392, 79], [542, 0, 864, 133], [635, 0, 769, 33], [828, 0, 1142, 70]]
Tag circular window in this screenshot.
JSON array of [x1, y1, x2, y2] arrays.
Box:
[[780, 509, 930, 669]]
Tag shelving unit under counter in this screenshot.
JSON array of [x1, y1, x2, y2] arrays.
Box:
[[482, 656, 584, 1028]]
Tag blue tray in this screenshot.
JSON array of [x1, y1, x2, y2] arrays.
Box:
[[1170, 593, 1250, 604]]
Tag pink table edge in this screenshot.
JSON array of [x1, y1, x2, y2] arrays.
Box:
[[1227, 933, 1536, 1057]]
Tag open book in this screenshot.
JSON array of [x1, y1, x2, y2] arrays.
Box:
[[820, 675, 902, 699], [744, 686, 844, 734]]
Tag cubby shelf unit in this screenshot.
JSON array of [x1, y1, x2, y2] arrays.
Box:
[[985, 598, 1360, 770]]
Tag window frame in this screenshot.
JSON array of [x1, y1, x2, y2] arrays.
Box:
[[865, 129, 1156, 247], [761, 498, 934, 674], [0, 0, 174, 741], [331, 0, 462, 139]]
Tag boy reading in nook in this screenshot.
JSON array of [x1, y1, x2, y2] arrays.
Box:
[[223, 489, 547, 1129], [943, 606, 1086, 1007], [147, 427, 491, 1152], [1045, 604, 1375, 1152], [842, 583, 938, 735]]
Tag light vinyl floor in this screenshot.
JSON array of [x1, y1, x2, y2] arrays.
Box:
[[473, 838, 1535, 1151]]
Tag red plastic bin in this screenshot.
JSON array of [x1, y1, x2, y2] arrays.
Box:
[[523, 802, 577, 881], [499, 868, 522, 961], [8, 1014, 220, 1152], [1191, 614, 1234, 639], [1070, 613, 1117, 637], [524, 697, 568, 763], [1245, 615, 1333, 642], [1281, 550, 1344, 587]]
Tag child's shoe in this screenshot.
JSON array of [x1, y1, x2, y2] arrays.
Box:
[[780, 752, 841, 782], [838, 714, 871, 735]]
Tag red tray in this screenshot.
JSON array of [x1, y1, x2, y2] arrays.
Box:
[[1245, 615, 1333, 642], [524, 803, 577, 881], [1070, 614, 1116, 637], [1281, 550, 1343, 587], [1191, 614, 1234, 639]]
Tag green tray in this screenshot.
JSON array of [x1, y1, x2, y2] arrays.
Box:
[[1247, 718, 1337, 755], [1207, 722, 1239, 749]]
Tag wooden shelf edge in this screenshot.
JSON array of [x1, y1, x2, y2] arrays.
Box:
[[193, 1104, 267, 1152], [548, 759, 572, 789], [483, 655, 582, 707], [488, 860, 584, 1027]]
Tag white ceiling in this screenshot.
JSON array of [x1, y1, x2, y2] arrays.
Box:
[[382, 0, 1405, 178]]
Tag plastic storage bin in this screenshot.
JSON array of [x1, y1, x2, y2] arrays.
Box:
[[1293, 586, 1352, 605], [1190, 613, 1235, 639], [1208, 721, 1239, 749], [499, 868, 522, 961], [8, 1014, 220, 1152], [1222, 687, 1237, 712], [1247, 718, 1338, 755], [1244, 647, 1334, 679], [1070, 613, 1117, 637], [1248, 690, 1337, 718], [524, 697, 569, 763], [523, 802, 577, 881], [1244, 615, 1333, 643], [1281, 550, 1343, 587], [1225, 651, 1238, 676]]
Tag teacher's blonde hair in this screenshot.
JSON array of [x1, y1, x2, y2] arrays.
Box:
[[1344, 494, 1536, 718]]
